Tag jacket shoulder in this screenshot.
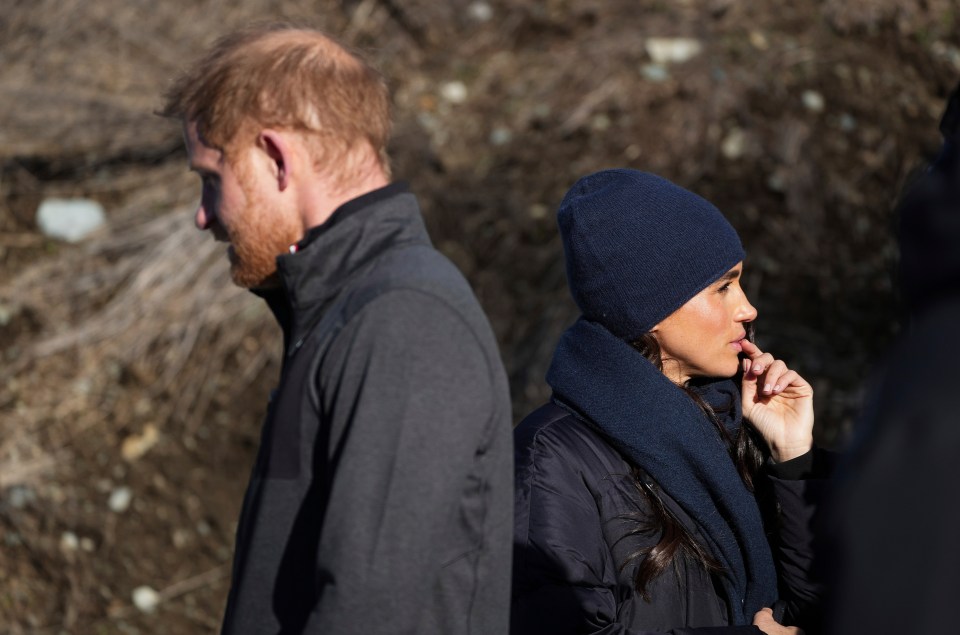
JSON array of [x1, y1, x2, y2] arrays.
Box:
[[514, 402, 631, 490]]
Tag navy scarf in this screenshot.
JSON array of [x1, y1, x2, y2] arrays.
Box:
[[546, 318, 778, 625]]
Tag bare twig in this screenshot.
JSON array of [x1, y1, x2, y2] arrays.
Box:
[[0, 233, 45, 248]]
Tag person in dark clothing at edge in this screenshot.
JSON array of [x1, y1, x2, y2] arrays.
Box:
[[512, 169, 831, 635], [822, 82, 960, 635], [159, 23, 513, 635]]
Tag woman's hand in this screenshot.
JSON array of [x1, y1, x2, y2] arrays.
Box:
[[753, 608, 805, 635], [739, 339, 814, 463]]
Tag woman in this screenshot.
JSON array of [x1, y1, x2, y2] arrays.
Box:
[[512, 169, 829, 635]]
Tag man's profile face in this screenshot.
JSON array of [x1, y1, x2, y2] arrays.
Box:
[[184, 120, 299, 289]]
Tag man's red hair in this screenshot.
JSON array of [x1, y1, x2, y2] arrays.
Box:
[[160, 22, 391, 186]]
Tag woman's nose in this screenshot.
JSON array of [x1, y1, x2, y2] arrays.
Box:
[[736, 293, 758, 323]]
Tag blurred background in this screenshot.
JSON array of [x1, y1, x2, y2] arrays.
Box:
[[1, 0, 957, 632]]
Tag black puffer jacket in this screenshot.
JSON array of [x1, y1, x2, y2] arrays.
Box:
[[512, 402, 829, 635]]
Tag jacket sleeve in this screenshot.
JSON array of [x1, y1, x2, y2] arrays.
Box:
[[300, 289, 509, 633], [765, 446, 836, 632], [512, 421, 760, 635]]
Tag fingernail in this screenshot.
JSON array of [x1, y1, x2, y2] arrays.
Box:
[[753, 365, 763, 374], [774, 384, 782, 392], [763, 384, 772, 393]]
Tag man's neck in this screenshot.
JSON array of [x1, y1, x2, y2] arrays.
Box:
[[300, 168, 390, 232]]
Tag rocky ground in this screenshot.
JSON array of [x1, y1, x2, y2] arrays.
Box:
[[2, 0, 958, 632]]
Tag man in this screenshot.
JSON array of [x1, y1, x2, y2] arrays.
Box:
[[822, 83, 960, 635], [160, 24, 513, 634]]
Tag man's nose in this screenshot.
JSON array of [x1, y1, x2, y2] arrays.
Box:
[[195, 204, 212, 231]]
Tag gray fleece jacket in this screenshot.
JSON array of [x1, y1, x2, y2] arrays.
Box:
[[220, 183, 513, 634]]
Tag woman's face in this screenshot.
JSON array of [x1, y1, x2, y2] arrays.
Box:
[[651, 262, 757, 385]]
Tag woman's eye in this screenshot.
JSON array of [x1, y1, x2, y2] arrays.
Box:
[[718, 283, 731, 293]]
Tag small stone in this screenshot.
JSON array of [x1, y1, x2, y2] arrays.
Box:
[[468, 1, 493, 22], [172, 529, 191, 549], [121, 424, 159, 462], [60, 531, 79, 552], [839, 113, 857, 132], [8, 485, 35, 509], [802, 90, 825, 113], [767, 171, 787, 193], [528, 204, 548, 220], [36, 198, 106, 243], [440, 81, 468, 105], [749, 31, 769, 50], [132, 586, 161, 613], [640, 64, 670, 83], [721, 128, 747, 160], [80, 537, 95, 552], [0, 303, 14, 326], [72, 377, 93, 397], [109, 486, 132, 513], [489, 126, 513, 146], [591, 114, 611, 131], [645, 38, 703, 64]]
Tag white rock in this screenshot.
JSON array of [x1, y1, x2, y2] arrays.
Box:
[[489, 126, 513, 146], [468, 1, 493, 22], [0, 303, 13, 326], [721, 128, 747, 160], [109, 486, 133, 513], [132, 586, 161, 613], [802, 90, 825, 113], [60, 531, 79, 552], [440, 81, 468, 104], [645, 38, 703, 65], [36, 198, 106, 243]]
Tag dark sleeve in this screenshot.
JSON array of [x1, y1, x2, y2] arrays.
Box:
[[765, 447, 837, 632], [301, 290, 508, 633], [512, 422, 760, 635]]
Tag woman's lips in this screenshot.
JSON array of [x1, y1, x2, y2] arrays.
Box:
[[730, 335, 747, 352]]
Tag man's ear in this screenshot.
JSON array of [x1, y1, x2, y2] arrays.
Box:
[[259, 129, 290, 192]]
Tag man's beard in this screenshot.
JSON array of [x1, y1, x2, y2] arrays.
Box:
[[227, 194, 300, 290]]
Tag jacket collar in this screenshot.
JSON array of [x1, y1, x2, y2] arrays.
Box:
[[252, 182, 428, 348]]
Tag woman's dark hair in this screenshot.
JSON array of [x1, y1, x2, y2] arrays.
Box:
[[621, 326, 769, 600]]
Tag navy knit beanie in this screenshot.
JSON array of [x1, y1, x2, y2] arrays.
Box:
[[558, 168, 745, 342]]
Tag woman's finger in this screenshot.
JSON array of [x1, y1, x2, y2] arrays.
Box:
[[763, 368, 796, 395], [750, 353, 776, 376], [740, 338, 764, 360], [759, 360, 789, 393]]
